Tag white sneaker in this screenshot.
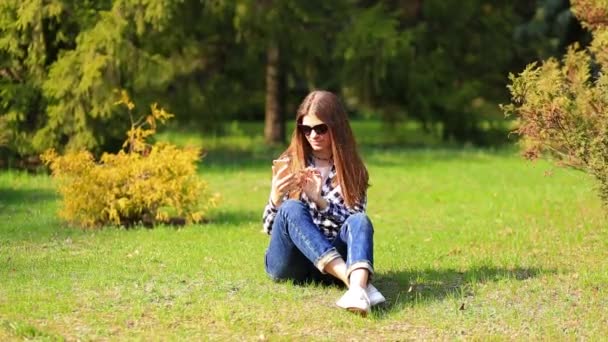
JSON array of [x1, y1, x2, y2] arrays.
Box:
[[366, 284, 386, 306], [336, 286, 371, 316]]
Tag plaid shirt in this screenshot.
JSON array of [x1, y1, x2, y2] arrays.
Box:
[[262, 161, 367, 240]]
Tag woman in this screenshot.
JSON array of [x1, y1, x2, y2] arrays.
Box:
[[262, 90, 385, 316]]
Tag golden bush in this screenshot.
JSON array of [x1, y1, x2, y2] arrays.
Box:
[[41, 91, 218, 228], [503, 1, 608, 206]]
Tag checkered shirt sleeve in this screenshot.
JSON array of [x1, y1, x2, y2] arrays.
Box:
[[262, 196, 281, 235]]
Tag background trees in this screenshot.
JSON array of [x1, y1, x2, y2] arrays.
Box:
[[0, 0, 594, 162]]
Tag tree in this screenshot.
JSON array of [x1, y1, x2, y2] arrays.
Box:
[[335, 3, 412, 124], [335, 1, 528, 144], [1, 0, 351, 156], [233, 0, 346, 145], [502, 0, 608, 205], [3, 0, 580, 160], [0, 0, 109, 157], [0, 0, 179, 157], [1, 0, 250, 159], [264, 43, 285, 144], [408, 0, 522, 143]]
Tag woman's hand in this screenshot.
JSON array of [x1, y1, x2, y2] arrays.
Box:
[[301, 167, 325, 207], [270, 164, 297, 207]]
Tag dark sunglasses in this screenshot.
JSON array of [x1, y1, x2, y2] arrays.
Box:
[[298, 123, 329, 136]]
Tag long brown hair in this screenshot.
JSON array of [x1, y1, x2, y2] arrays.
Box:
[[280, 90, 369, 207]]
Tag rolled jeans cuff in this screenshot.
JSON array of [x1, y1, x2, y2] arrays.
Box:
[[315, 248, 342, 273], [347, 261, 374, 279]]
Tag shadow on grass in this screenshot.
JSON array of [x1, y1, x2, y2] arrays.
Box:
[[361, 145, 518, 168], [196, 143, 519, 171], [0, 188, 56, 211], [199, 145, 283, 170], [145, 119, 517, 169], [206, 209, 260, 226], [371, 265, 552, 318]]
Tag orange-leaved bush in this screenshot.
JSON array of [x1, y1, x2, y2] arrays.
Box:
[[41, 90, 218, 228], [502, 0, 608, 206]]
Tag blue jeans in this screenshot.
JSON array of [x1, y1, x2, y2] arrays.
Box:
[[264, 199, 374, 284]]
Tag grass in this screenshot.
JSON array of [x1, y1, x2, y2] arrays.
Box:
[[1, 122, 607, 340]]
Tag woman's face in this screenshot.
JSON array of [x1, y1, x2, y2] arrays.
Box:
[[300, 113, 332, 154]]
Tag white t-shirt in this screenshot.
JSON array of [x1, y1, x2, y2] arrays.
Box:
[[316, 163, 332, 183]]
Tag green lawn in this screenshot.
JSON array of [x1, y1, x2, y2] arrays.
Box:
[[1, 128, 607, 339]]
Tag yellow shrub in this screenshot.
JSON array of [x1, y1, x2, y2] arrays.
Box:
[[41, 91, 218, 228]]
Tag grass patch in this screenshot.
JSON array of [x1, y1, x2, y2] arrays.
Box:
[[1, 123, 607, 339], [1, 319, 62, 341]]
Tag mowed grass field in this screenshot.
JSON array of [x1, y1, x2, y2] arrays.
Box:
[[1, 122, 607, 340]]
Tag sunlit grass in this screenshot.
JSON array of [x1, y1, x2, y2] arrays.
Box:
[[1, 124, 607, 339]]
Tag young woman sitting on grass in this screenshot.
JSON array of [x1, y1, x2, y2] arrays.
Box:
[[262, 90, 385, 316]]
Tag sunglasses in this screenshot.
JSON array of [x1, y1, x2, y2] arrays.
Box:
[[298, 123, 329, 136]]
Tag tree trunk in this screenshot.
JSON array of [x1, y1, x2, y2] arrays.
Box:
[[264, 43, 285, 145]]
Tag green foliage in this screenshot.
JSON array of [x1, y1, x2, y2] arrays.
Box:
[[335, 1, 523, 144], [408, 0, 519, 142], [0, 0, 61, 156], [40, 93, 218, 228], [0, 0, 216, 159], [0, 113, 10, 147], [0, 0, 578, 161], [503, 0, 608, 205], [514, 0, 583, 60], [336, 3, 412, 121], [0, 0, 114, 157], [38, 0, 182, 153]]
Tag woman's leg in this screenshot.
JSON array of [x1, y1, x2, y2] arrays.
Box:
[[323, 258, 349, 286], [265, 200, 347, 284], [335, 212, 374, 285], [334, 212, 376, 315]]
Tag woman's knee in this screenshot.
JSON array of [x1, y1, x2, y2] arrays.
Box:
[[346, 213, 374, 232], [278, 199, 306, 213], [272, 200, 305, 234], [265, 267, 289, 282], [277, 200, 308, 220]]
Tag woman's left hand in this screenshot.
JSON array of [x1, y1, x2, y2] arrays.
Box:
[[301, 167, 323, 203]]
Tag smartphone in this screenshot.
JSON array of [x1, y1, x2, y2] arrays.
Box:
[[272, 157, 290, 175]]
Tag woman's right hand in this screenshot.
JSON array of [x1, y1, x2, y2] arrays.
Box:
[[270, 163, 297, 207]]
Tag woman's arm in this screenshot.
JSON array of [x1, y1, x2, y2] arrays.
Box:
[[263, 158, 297, 234], [262, 197, 279, 234]]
